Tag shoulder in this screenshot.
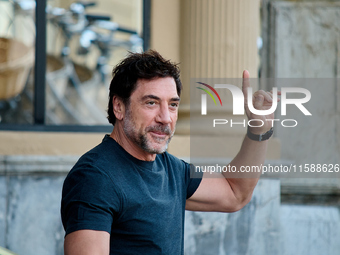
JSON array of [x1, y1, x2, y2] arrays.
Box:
[[62, 144, 122, 215], [63, 142, 116, 195], [69, 136, 120, 176], [63, 156, 113, 199]]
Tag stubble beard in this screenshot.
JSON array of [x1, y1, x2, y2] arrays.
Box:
[[123, 107, 175, 154]]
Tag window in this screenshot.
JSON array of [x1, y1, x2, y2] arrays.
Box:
[[0, 0, 150, 131]]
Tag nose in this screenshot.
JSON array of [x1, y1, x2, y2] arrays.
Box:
[[155, 103, 172, 124]]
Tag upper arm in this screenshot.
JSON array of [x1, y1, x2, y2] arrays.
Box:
[[61, 165, 120, 236], [64, 230, 110, 255], [185, 172, 250, 212]]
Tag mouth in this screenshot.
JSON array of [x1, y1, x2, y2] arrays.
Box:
[[149, 131, 168, 139], [146, 125, 172, 140]]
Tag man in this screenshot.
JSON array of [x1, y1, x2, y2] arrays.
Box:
[[61, 50, 276, 254]]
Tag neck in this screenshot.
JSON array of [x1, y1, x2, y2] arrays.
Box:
[[110, 124, 156, 162]]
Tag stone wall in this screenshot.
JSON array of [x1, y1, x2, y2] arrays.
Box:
[[184, 179, 281, 255], [259, 1, 340, 254], [262, 1, 340, 168], [0, 156, 76, 255]]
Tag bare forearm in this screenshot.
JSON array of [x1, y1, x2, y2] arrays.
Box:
[[224, 135, 268, 204]]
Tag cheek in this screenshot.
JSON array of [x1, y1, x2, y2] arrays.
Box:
[[171, 112, 178, 125], [135, 110, 155, 127]]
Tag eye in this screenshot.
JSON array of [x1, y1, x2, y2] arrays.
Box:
[[147, 101, 156, 106], [170, 102, 179, 108]]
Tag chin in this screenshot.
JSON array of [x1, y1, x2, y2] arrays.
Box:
[[141, 133, 173, 154], [150, 144, 168, 154], [145, 141, 169, 154]]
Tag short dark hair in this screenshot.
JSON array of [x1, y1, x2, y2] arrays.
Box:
[[107, 50, 182, 125]]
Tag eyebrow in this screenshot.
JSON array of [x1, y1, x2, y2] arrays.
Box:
[[141, 95, 180, 102]]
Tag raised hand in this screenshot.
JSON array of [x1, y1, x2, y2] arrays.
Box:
[[242, 70, 280, 135]]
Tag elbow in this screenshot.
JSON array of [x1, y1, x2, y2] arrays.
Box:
[[234, 195, 253, 212], [222, 194, 253, 213]]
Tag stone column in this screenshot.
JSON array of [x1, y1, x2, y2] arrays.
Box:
[[176, 0, 260, 136]]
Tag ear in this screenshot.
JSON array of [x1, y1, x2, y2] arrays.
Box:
[[112, 96, 126, 121]]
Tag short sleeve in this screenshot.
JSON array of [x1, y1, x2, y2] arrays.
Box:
[[61, 163, 121, 236], [185, 163, 203, 199]]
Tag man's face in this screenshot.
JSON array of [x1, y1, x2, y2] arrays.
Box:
[[122, 77, 180, 154]]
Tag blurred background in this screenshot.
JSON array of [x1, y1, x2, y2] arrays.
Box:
[[0, 0, 339, 255], [0, 0, 143, 125]]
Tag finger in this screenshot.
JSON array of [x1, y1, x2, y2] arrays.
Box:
[[276, 90, 281, 102], [267, 91, 278, 102], [243, 69, 250, 79], [269, 91, 281, 102], [271, 89, 282, 95], [242, 70, 250, 100], [253, 94, 264, 109], [254, 90, 273, 103], [267, 92, 274, 103]]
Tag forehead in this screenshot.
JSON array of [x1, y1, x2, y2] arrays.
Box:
[[132, 77, 179, 98]]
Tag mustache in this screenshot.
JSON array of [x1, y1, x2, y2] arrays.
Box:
[[146, 125, 172, 135]]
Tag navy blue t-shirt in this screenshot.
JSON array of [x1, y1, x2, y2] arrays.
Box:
[[61, 135, 202, 254]]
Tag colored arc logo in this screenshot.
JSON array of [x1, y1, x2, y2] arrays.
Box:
[[196, 82, 223, 106]]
